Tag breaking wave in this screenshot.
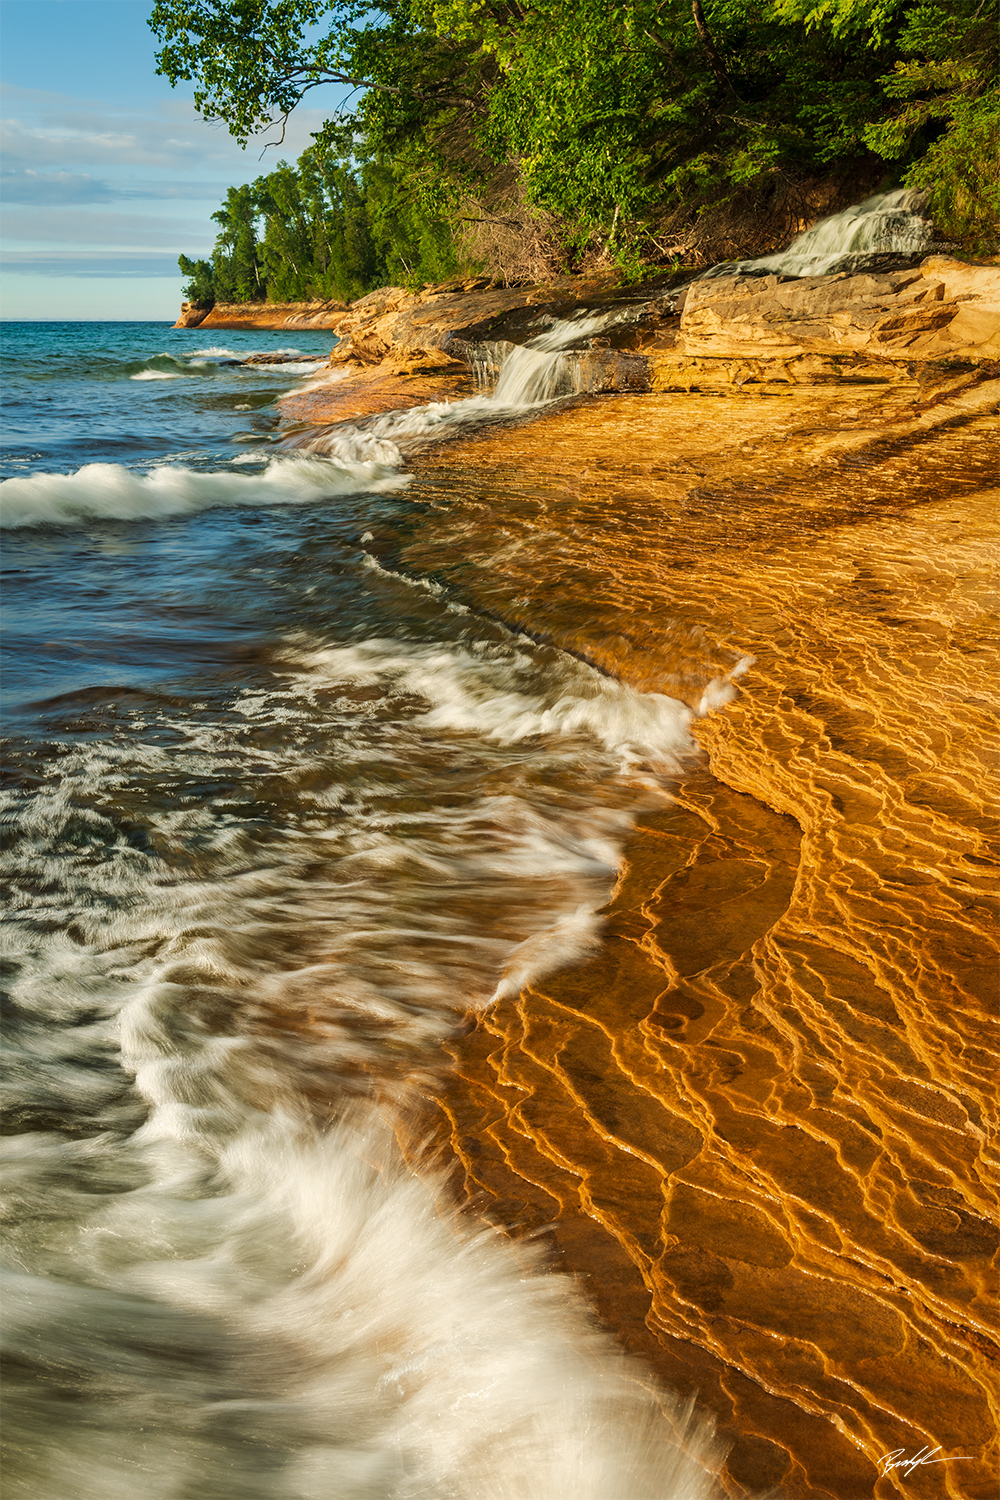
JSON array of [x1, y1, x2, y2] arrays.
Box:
[[0, 453, 408, 528]]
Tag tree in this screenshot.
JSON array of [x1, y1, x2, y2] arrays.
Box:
[[154, 0, 998, 277], [210, 184, 265, 299], [178, 253, 216, 307]]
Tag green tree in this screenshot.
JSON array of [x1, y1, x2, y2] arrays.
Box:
[[210, 183, 266, 299], [177, 253, 216, 307], [153, 0, 998, 273]]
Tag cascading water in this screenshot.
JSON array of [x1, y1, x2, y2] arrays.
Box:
[[292, 311, 617, 468], [700, 187, 934, 280]]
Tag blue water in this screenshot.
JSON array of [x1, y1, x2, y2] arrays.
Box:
[[1, 321, 338, 476], [0, 323, 709, 1498]]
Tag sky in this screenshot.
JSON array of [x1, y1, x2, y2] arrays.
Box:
[[1, 0, 352, 318]]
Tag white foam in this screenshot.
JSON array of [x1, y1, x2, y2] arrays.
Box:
[[249, 360, 327, 377], [130, 370, 188, 381], [702, 188, 933, 280], [299, 312, 621, 461], [296, 636, 695, 771], [2, 621, 724, 1496], [190, 346, 304, 359], [0, 454, 408, 528], [3, 1103, 721, 1500], [294, 364, 354, 396]]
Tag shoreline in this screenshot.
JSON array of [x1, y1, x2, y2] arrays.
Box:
[[175, 256, 1000, 431], [179, 261, 1000, 1495]]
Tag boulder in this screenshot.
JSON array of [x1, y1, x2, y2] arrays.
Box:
[[174, 302, 210, 328]]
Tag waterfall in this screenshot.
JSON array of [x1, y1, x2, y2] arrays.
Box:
[[487, 310, 615, 405], [701, 188, 934, 280], [295, 311, 619, 464]]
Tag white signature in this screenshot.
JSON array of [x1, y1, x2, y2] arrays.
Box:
[[877, 1446, 974, 1479]]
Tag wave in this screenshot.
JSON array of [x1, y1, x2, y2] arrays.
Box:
[[2, 1107, 721, 1500], [191, 345, 305, 358], [0, 453, 409, 528], [123, 352, 324, 381], [2, 637, 719, 1496], [129, 368, 190, 381], [248, 360, 330, 377], [296, 634, 696, 772], [124, 352, 216, 379]]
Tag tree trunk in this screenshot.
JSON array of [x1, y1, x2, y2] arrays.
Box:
[[691, 0, 739, 98]]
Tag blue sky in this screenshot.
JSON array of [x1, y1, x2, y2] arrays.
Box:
[[1, 0, 351, 318]]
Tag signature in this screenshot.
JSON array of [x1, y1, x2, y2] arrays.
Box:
[[877, 1447, 975, 1479]]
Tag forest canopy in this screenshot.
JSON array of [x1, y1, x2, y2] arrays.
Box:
[[152, 0, 999, 303]]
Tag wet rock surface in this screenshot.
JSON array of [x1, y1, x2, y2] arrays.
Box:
[[386, 375, 999, 1500], [270, 256, 999, 430]]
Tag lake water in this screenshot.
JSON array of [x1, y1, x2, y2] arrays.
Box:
[[1, 322, 720, 1498]]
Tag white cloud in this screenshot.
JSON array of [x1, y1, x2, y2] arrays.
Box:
[[1, 111, 215, 170], [1, 169, 118, 204], [0, 169, 235, 205], [1, 90, 346, 173], [0, 76, 351, 301]]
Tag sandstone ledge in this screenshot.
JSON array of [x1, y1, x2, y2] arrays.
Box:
[[175, 299, 351, 329], [678, 256, 1000, 363], [174, 255, 1000, 426]]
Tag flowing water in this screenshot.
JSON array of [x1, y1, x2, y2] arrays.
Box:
[[1, 321, 723, 1497], [698, 189, 934, 280], [2, 284, 996, 1500]]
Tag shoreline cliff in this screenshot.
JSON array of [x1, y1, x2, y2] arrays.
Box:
[[177, 255, 1000, 435]]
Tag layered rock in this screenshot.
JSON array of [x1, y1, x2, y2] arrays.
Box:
[[173, 298, 350, 330], [271, 256, 998, 425], [385, 373, 999, 1500], [675, 256, 1000, 363]]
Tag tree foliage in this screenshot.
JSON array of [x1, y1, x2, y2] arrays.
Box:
[[158, 0, 999, 297], [179, 140, 460, 305]]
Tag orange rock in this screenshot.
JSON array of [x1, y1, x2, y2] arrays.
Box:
[[679, 258, 1000, 363], [400, 373, 999, 1499]]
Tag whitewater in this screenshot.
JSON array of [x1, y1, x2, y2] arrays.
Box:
[[1, 318, 728, 1497]]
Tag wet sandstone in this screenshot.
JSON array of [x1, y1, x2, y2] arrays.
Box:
[[251, 259, 1000, 1497], [270, 255, 999, 432], [375, 375, 999, 1500]]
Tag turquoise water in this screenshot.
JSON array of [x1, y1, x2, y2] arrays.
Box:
[[0, 323, 713, 1497]]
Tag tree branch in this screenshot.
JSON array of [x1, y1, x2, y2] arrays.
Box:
[[265, 64, 486, 116], [690, 0, 739, 99]]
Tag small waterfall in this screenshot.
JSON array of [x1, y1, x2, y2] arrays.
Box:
[[488, 310, 615, 405], [292, 311, 620, 464], [701, 188, 934, 280]]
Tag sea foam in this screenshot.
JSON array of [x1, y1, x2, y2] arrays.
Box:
[[0, 454, 408, 528]]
